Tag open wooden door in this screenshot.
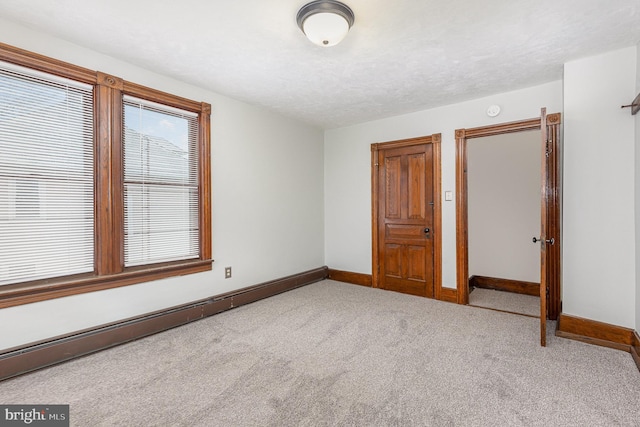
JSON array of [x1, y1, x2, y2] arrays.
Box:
[[538, 108, 562, 346]]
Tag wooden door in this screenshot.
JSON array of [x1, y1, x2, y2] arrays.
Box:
[[539, 109, 549, 347], [539, 108, 561, 347], [377, 143, 435, 297]]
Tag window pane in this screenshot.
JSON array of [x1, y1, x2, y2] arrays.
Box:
[[123, 96, 199, 267], [0, 63, 95, 285]]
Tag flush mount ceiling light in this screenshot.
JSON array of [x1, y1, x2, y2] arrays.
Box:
[[296, 0, 355, 47]]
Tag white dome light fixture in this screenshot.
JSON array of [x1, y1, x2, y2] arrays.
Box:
[[296, 0, 355, 47]]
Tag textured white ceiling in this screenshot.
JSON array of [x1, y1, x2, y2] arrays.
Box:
[[0, 0, 639, 129]]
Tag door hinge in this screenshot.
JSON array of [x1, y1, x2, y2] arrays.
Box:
[[545, 138, 553, 158]]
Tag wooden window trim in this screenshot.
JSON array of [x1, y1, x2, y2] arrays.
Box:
[[0, 42, 212, 309]]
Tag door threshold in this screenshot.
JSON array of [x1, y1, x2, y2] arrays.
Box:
[[468, 303, 540, 319]]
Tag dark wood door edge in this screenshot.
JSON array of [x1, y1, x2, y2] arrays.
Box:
[[0, 266, 328, 382], [469, 276, 540, 297], [555, 313, 634, 353], [632, 331, 640, 373], [327, 269, 372, 287]]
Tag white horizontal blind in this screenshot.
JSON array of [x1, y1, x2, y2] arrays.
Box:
[[123, 96, 199, 267], [0, 61, 95, 286]]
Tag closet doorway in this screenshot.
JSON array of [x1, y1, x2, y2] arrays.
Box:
[[455, 109, 561, 346], [467, 129, 541, 317]]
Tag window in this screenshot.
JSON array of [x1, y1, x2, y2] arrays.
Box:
[[0, 63, 94, 286], [0, 44, 211, 308], [123, 96, 199, 266]]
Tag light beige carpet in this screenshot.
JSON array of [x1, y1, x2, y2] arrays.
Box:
[[0, 280, 638, 426]]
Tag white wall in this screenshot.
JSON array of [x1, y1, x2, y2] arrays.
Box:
[[468, 131, 541, 283], [325, 81, 563, 288], [564, 47, 637, 329], [0, 19, 325, 350]]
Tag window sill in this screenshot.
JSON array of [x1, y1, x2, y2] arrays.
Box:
[[0, 259, 214, 309]]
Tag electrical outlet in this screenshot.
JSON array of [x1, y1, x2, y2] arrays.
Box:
[[225, 266, 232, 279]]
